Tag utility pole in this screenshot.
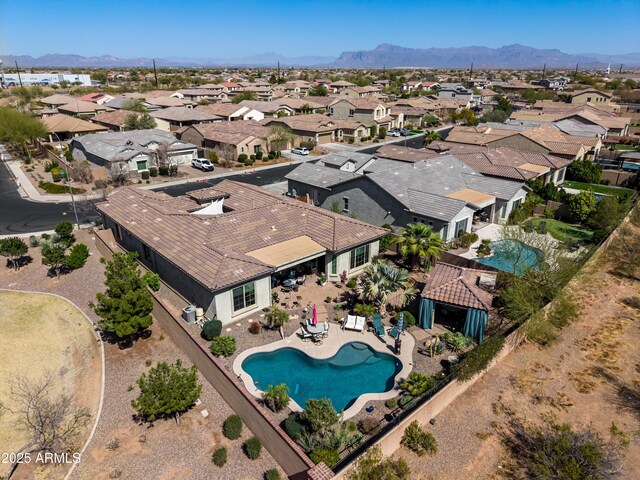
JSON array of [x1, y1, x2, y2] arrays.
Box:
[[153, 59, 158, 88], [542, 63, 546, 79], [15, 60, 23, 87], [277, 61, 280, 83], [469, 62, 473, 80], [619, 64, 623, 74], [574, 62, 579, 76]]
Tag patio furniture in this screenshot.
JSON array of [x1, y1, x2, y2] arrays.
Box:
[[355, 316, 366, 332], [296, 274, 306, 285], [371, 313, 385, 337], [281, 285, 293, 293], [298, 327, 313, 342], [307, 322, 327, 335], [389, 313, 405, 339], [343, 315, 357, 330]]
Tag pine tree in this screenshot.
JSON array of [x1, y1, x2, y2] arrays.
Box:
[[131, 359, 202, 424], [0, 237, 28, 270], [92, 252, 153, 338]]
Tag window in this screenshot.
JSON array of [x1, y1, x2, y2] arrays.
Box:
[[254, 145, 261, 153], [350, 244, 370, 270], [116, 224, 123, 241], [342, 197, 349, 213], [331, 257, 337, 275], [441, 224, 449, 241], [557, 168, 566, 182], [348, 108, 355, 117], [587, 97, 592, 102], [136, 160, 147, 171], [232, 282, 256, 312], [514, 198, 522, 210], [499, 204, 507, 219], [329, 107, 334, 115], [143, 244, 152, 261], [455, 218, 468, 237]]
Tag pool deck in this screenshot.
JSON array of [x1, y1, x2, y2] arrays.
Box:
[[233, 324, 415, 420]]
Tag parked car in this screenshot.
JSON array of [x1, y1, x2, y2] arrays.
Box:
[[191, 158, 214, 171], [387, 129, 401, 137], [399, 128, 409, 136], [291, 147, 309, 156]]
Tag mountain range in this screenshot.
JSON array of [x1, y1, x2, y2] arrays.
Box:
[[2, 44, 640, 68]]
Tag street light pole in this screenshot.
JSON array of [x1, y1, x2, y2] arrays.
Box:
[[51, 132, 80, 229]]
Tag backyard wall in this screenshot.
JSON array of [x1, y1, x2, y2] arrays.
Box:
[[601, 169, 637, 187]]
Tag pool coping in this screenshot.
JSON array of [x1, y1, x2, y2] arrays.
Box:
[[232, 326, 415, 420]]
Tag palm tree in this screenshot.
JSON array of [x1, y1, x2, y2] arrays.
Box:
[[263, 383, 290, 412], [423, 130, 441, 146], [397, 223, 445, 271], [265, 305, 289, 338], [356, 260, 417, 313], [353, 303, 376, 319]]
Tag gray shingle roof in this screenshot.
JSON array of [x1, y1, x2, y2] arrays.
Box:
[[285, 162, 357, 188], [320, 152, 375, 170]]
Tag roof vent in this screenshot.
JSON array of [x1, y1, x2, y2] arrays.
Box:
[[271, 225, 276, 231]]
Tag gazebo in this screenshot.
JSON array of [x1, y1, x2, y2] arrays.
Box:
[[418, 262, 495, 343]]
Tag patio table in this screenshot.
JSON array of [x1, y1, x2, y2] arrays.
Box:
[[282, 278, 297, 287], [306, 323, 327, 335]]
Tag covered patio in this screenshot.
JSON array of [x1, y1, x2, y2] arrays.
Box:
[[417, 262, 495, 343]]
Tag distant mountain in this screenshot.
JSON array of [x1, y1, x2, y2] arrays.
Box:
[[0, 53, 334, 68], [332, 43, 640, 68]]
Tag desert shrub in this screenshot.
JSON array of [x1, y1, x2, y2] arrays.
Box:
[[546, 293, 578, 329], [358, 417, 379, 434], [401, 421, 438, 456], [141, 170, 150, 180], [347, 445, 410, 480], [94, 179, 108, 190], [264, 469, 280, 480], [209, 151, 219, 163], [453, 231, 478, 249], [212, 446, 227, 467], [28, 235, 39, 247], [345, 420, 357, 432], [255, 151, 263, 160], [201, 319, 222, 340], [284, 413, 304, 440], [521, 311, 558, 346], [244, 436, 262, 460], [238, 153, 248, 163], [385, 398, 397, 409], [41, 233, 51, 240], [55, 221, 74, 243], [158, 165, 169, 176], [66, 243, 89, 270], [454, 335, 505, 381], [394, 310, 416, 328], [346, 277, 357, 288], [149, 167, 158, 177], [400, 371, 435, 397], [441, 332, 473, 352], [398, 395, 415, 409], [210, 336, 236, 357], [502, 420, 627, 480], [300, 140, 315, 150], [309, 448, 340, 466], [268, 152, 275, 160], [44, 159, 59, 172], [223, 414, 243, 440], [245, 157, 255, 166], [249, 320, 261, 334], [141, 271, 161, 291]]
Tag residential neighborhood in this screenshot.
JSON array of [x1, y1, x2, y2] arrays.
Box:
[[1, 2, 639, 480]]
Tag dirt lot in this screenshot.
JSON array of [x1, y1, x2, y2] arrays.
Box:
[[0, 231, 284, 480], [392, 218, 640, 479], [0, 290, 102, 480]]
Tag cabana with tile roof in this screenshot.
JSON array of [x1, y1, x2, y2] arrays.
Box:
[[418, 262, 495, 343]]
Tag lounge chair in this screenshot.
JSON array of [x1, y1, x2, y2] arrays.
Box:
[[371, 313, 385, 336], [355, 316, 366, 332], [389, 325, 403, 339], [343, 315, 357, 330], [298, 327, 313, 342]]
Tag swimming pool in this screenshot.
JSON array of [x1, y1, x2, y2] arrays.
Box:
[[476, 240, 542, 274], [241, 342, 402, 412]]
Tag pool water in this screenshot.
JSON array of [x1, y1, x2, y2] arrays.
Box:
[[241, 342, 402, 412], [476, 240, 541, 274]]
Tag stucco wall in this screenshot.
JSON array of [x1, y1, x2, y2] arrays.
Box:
[[212, 276, 272, 325]]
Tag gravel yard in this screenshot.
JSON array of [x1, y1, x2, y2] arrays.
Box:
[[0, 230, 284, 480]]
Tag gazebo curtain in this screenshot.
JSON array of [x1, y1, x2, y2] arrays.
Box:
[[463, 308, 488, 344], [418, 298, 434, 329]]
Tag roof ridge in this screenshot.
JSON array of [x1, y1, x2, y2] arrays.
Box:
[[459, 276, 491, 311]]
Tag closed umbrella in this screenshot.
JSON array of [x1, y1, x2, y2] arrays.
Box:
[[312, 304, 318, 325], [398, 311, 405, 333]]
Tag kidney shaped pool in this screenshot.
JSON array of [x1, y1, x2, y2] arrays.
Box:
[[241, 342, 402, 412]]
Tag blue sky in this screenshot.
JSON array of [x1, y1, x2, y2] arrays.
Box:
[[1, 0, 638, 58]]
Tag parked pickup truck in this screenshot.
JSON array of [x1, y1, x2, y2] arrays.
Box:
[[191, 158, 215, 171]]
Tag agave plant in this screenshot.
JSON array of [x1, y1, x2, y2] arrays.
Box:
[[400, 371, 436, 397], [442, 332, 473, 352]]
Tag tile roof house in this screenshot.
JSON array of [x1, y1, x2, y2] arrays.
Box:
[[70, 129, 198, 175], [42, 113, 109, 141], [196, 104, 265, 122], [90, 110, 139, 132], [57, 99, 111, 118], [78, 92, 116, 105], [150, 106, 221, 131], [177, 121, 272, 158], [328, 98, 403, 130], [39, 94, 77, 108], [263, 114, 369, 145], [286, 154, 527, 242], [97, 180, 385, 323]]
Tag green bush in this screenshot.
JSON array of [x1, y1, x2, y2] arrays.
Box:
[[238, 153, 248, 163], [401, 421, 438, 456], [39, 181, 86, 194], [546, 294, 578, 329], [441, 332, 473, 352], [394, 310, 416, 328], [398, 395, 414, 409], [212, 446, 227, 467], [400, 371, 435, 397], [249, 321, 261, 334], [210, 336, 237, 357], [300, 141, 315, 150], [284, 413, 304, 440], [141, 271, 161, 291], [158, 165, 169, 176], [244, 157, 255, 166], [454, 335, 505, 381], [309, 448, 340, 466], [348, 138, 354, 144], [41, 233, 51, 240], [223, 414, 243, 440], [44, 159, 59, 172], [244, 436, 262, 460], [209, 151, 219, 163], [385, 398, 398, 409], [149, 167, 158, 177], [66, 243, 89, 270], [55, 221, 74, 243], [346, 278, 357, 288], [201, 319, 222, 340], [268, 152, 275, 160], [141, 170, 150, 180], [255, 151, 263, 160], [454, 232, 479, 249], [264, 468, 280, 480], [28, 235, 39, 247]]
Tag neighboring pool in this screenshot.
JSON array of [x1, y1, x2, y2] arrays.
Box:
[[476, 240, 542, 274], [241, 342, 402, 412]]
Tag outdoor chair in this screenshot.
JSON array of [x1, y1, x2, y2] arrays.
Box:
[[298, 327, 313, 342], [343, 315, 357, 330], [371, 313, 385, 337], [354, 316, 366, 333]]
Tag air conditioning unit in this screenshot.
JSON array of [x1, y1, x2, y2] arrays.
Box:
[[182, 305, 196, 324]]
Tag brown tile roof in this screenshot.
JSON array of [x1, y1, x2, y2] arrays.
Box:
[[421, 262, 494, 311], [97, 181, 385, 291], [147, 96, 195, 108], [568, 88, 612, 98], [332, 97, 385, 110], [39, 94, 77, 105], [91, 109, 135, 128], [185, 120, 271, 139], [150, 106, 221, 122], [43, 114, 109, 134], [58, 99, 110, 114], [195, 103, 247, 117], [375, 145, 431, 163]]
